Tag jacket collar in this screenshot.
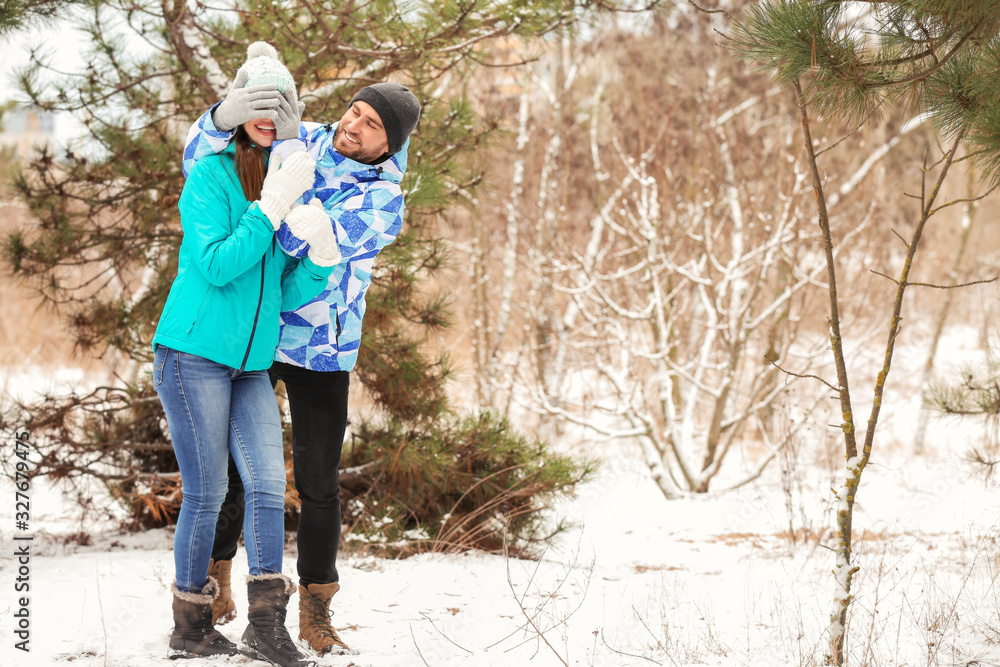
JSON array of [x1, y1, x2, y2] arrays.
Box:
[[319, 121, 407, 184]]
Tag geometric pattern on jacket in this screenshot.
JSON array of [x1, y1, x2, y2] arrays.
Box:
[[183, 106, 406, 372]]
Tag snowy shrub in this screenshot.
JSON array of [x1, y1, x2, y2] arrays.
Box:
[[331, 411, 597, 558]]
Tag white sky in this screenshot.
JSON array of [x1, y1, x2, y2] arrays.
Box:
[[0, 20, 88, 145]]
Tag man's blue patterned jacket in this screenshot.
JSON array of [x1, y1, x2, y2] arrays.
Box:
[[182, 106, 407, 372]]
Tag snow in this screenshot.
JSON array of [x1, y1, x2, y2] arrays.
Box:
[[0, 366, 91, 404], [4, 333, 1000, 666]]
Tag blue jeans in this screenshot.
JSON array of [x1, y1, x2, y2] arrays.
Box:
[[153, 346, 286, 592]]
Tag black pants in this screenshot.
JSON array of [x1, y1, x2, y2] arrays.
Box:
[[211, 361, 350, 586]]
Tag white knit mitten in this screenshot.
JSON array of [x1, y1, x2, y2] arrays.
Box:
[[284, 198, 341, 267], [257, 151, 315, 229]]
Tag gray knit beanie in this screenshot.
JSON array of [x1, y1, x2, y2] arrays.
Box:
[[350, 82, 421, 156], [239, 42, 295, 94]]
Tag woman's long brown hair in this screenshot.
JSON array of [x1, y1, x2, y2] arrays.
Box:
[[234, 126, 266, 201]]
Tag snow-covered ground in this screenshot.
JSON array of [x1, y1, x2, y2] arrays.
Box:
[[3, 331, 1000, 666]]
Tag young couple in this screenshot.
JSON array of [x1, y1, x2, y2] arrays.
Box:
[[152, 42, 420, 667]]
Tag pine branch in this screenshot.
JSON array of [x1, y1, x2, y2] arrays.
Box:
[[868, 24, 979, 89], [0, 0, 85, 36]]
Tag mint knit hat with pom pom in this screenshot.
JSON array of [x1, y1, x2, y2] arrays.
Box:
[[239, 42, 295, 94]]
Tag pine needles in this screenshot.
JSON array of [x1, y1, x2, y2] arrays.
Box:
[[732, 0, 1000, 185], [335, 411, 597, 558]]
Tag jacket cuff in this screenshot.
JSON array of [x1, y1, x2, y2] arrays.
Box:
[[205, 102, 237, 138], [301, 253, 337, 275]]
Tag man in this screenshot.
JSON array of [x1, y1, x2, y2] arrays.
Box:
[[181, 74, 421, 656]]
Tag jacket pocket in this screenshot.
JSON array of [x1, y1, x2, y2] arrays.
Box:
[[185, 290, 212, 334]]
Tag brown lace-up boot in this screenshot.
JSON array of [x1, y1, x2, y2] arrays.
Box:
[[208, 558, 237, 625], [298, 582, 350, 655]]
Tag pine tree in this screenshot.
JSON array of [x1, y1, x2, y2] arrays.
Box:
[[730, 1, 1000, 663], [0, 0, 646, 547], [0, 0, 87, 35]]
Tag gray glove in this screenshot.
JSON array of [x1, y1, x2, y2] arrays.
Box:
[[213, 69, 282, 132], [285, 198, 341, 266], [257, 151, 316, 230], [272, 86, 305, 140]]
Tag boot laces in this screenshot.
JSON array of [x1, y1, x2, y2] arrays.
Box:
[[270, 610, 296, 650], [197, 607, 221, 640], [303, 596, 342, 642]]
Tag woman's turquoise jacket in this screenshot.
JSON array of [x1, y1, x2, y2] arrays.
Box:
[[152, 142, 331, 371]]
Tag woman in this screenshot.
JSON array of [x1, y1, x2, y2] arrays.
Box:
[[153, 42, 334, 667]]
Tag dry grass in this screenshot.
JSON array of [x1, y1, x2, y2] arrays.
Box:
[[0, 189, 106, 389]]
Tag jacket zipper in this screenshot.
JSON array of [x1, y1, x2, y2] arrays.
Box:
[[241, 258, 266, 371]]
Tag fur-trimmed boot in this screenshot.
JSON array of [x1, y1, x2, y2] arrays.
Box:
[[241, 574, 316, 667], [169, 578, 239, 658], [298, 582, 350, 655], [208, 558, 237, 625]]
